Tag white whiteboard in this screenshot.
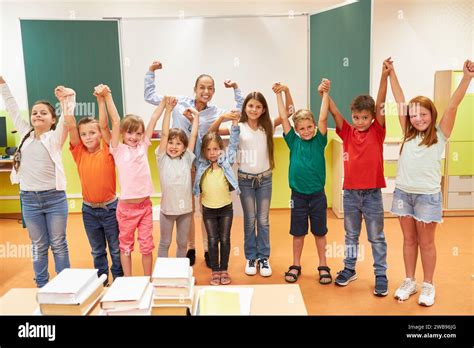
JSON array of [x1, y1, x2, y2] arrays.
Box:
[[120, 15, 308, 128]]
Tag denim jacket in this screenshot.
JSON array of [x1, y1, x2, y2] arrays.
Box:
[[193, 125, 240, 197]]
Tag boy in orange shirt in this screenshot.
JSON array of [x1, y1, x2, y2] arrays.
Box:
[[65, 84, 123, 284]]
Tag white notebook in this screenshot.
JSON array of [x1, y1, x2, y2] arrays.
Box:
[[152, 258, 192, 286], [36, 268, 99, 305], [104, 283, 153, 315], [101, 276, 150, 310]]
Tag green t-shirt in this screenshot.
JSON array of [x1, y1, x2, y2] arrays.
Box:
[[283, 127, 327, 194]]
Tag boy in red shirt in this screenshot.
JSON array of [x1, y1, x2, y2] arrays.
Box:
[[319, 58, 392, 296]]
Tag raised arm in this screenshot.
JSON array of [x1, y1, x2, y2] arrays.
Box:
[[146, 96, 166, 141], [320, 79, 344, 131], [0, 76, 32, 136], [187, 107, 199, 152], [93, 85, 112, 145], [54, 86, 75, 146], [102, 88, 121, 149], [224, 79, 244, 110], [157, 97, 173, 154], [438, 59, 474, 138], [144, 60, 165, 105], [387, 61, 407, 132], [275, 91, 291, 135], [227, 113, 241, 165], [318, 84, 329, 136], [375, 57, 393, 127], [55, 86, 79, 147], [208, 110, 240, 136], [272, 83, 295, 128]]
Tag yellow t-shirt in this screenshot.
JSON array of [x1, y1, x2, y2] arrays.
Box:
[[200, 167, 232, 208]]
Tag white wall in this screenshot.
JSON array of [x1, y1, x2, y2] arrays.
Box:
[[371, 0, 473, 101], [121, 15, 307, 126]]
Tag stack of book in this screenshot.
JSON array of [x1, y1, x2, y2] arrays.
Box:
[[100, 276, 153, 315], [36, 268, 106, 315], [151, 258, 194, 316]]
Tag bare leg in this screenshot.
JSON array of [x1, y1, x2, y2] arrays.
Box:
[[399, 216, 418, 279], [142, 253, 153, 276], [120, 252, 132, 276], [416, 221, 437, 283], [284, 236, 305, 281]]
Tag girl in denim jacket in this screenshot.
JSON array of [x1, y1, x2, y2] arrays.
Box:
[[193, 118, 240, 285]]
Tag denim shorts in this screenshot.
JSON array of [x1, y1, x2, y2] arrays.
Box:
[[390, 188, 443, 223], [290, 189, 328, 237]]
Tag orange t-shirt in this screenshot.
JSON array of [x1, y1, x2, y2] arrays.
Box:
[[70, 139, 116, 203]]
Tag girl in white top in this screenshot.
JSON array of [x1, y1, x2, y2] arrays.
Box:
[[0, 76, 75, 287], [209, 84, 294, 277], [388, 59, 474, 306], [155, 97, 199, 257]]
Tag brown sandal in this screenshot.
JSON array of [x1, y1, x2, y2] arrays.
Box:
[[220, 271, 232, 285], [210, 271, 221, 286]]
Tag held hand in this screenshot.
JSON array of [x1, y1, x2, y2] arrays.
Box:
[[165, 96, 178, 111], [149, 60, 163, 72], [382, 57, 394, 77], [463, 59, 474, 78], [272, 82, 289, 94], [55, 86, 75, 101], [224, 79, 238, 89], [93, 84, 111, 97], [317, 79, 330, 96], [183, 107, 199, 122]]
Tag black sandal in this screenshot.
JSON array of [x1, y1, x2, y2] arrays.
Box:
[[317, 266, 332, 285], [284, 265, 302, 283]]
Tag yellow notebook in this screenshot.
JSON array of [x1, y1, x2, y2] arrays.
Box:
[[199, 290, 241, 315]]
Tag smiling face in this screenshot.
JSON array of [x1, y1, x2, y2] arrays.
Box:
[[78, 122, 101, 152], [31, 102, 56, 132], [194, 75, 215, 105], [167, 136, 186, 158], [409, 105, 432, 132], [295, 119, 316, 141], [351, 109, 374, 132], [123, 127, 143, 147], [244, 98, 265, 122]]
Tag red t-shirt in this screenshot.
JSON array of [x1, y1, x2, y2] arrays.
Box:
[[336, 119, 386, 189]]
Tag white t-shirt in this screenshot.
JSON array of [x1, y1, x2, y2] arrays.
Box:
[[20, 138, 56, 191], [156, 148, 195, 215], [230, 121, 271, 174], [395, 127, 448, 194]]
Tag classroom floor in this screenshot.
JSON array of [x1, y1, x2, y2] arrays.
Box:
[[0, 210, 472, 315]]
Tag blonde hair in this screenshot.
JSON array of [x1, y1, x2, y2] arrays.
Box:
[[120, 114, 145, 134], [293, 109, 315, 128]]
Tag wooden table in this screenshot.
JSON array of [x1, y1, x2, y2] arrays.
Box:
[[0, 284, 307, 316]]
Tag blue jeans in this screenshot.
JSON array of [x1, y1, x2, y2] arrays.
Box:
[[20, 189, 70, 288], [343, 189, 387, 276], [82, 200, 123, 281], [238, 172, 272, 260]]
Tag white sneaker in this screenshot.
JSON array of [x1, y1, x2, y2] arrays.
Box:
[[418, 282, 435, 307], [245, 259, 257, 276], [258, 258, 272, 277], [394, 278, 417, 301]]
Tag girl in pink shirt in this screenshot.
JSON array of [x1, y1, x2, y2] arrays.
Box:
[[97, 85, 166, 276]]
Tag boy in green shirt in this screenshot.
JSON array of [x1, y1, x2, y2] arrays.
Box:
[[275, 80, 331, 285]]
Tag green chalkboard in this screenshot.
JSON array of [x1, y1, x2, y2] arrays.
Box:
[[310, 0, 371, 128], [20, 20, 123, 120]]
